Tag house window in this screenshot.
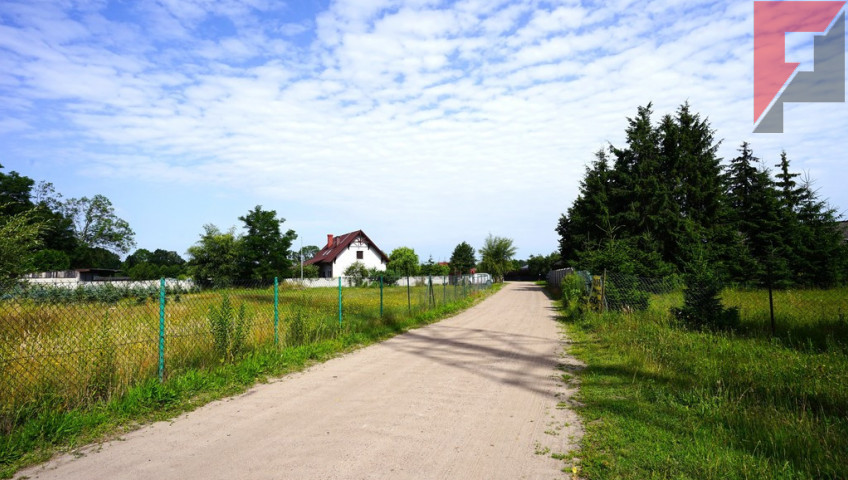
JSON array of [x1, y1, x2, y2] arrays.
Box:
[[356, 251, 364, 259]]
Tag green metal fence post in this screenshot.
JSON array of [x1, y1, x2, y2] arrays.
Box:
[[380, 275, 384, 317], [443, 276, 446, 305], [274, 277, 279, 347], [429, 275, 433, 309], [338, 276, 343, 326], [407, 275, 411, 313], [158, 278, 165, 382]]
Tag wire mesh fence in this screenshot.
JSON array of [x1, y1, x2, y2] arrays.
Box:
[[0, 275, 490, 430], [552, 268, 848, 344]]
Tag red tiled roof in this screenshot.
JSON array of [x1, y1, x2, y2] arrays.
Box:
[[304, 230, 390, 265]]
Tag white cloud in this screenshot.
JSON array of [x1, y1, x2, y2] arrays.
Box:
[[1, 0, 846, 259]]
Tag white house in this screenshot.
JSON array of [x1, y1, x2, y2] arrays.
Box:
[[304, 230, 389, 278]]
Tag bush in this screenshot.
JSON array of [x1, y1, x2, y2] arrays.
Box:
[[561, 273, 589, 319], [344, 261, 369, 287], [671, 257, 739, 331]]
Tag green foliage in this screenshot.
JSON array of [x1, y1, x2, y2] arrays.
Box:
[[0, 210, 42, 292], [290, 245, 319, 265], [420, 255, 450, 276], [0, 167, 79, 271], [29, 249, 70, 271], [285, 306, 332, 347], [89, 312, 117, 401], [479, 234, 516, 282], [602, 273, 651, 312], [560, 273, 588, 319], [343, 261, 370, 286], [187, 224, 240, 287], [124, 248, 186, 280], [208, 295, 251, 362], [237, 205, 296, 281], [556, 104, 848, 286], [300, 264, 320, 278], [671, 255, 740, 330], [70, 246, 122, 269], [526, 252, 561, 279], [60, 194, 136, 254], [449, 242, 476, 275], [372, 268, 399, 285], [388, 247, 419, 276], [0, 164, 35, 217]]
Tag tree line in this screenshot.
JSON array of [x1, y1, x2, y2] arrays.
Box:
[[1, 165, 138, 290], [2, 163, 523, 289], [556, 103, 848, 287]]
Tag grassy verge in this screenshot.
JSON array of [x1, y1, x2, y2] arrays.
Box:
[[557, 288, 848, 480], [0, 283, 503, 478]]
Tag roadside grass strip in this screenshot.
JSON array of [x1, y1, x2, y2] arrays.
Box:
[[557, 288, 848, 480]]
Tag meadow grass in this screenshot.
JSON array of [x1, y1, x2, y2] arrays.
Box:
[[558, 285, 848, 480], [0, 281, 499, 477]]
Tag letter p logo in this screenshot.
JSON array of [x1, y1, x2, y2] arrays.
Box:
[[754, 1, 846, 133]]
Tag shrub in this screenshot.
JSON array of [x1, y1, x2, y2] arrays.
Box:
[[344, 261, 369, 287], [561, 273, 588, 319], [672, 256, 739, 331]]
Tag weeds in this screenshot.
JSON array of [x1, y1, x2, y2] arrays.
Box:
[[208, 295, 250, 362]]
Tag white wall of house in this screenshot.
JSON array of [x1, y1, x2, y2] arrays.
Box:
[[330, 236, 387, 276]]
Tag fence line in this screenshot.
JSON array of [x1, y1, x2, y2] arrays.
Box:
[[545, 268, 575, 288], [0, 275, 491, 427], [547, 269, 848, 338]]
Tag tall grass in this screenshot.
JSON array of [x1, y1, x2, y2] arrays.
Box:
[[0, 281, 496, 477], [561, 285, 848, 480]]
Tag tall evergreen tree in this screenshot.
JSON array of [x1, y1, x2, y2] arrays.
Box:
[[725, 142, 787, 285], [793, 176, 847, 286], [556, 149, 611, 264], [449, 241, 476, 275]]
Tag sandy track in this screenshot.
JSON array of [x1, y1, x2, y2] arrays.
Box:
[[17, 282, 582, 480]]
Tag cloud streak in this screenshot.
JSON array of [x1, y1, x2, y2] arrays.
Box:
[[1, 0, 846, 259]]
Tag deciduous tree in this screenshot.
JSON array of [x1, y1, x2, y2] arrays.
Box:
[[388, 247, 419, 276], [479, 235, 516, 282], [237, 206, 297, 281], [61, 194, 136, 254], [187, 224, 240, 287]]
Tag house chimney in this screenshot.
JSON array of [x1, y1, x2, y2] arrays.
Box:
[[327, 234, 334, 247]]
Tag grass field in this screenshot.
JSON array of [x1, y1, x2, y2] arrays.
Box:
[[558, 284, 848, 480], [0, 280, 494, 477]]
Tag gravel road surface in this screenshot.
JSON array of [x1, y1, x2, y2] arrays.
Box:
[[17, 282, 583, 480]]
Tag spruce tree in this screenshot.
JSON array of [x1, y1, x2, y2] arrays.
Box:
[[794, 176, 847, 286], [556, 149, 612, 264], [725, 142, 787, 285]]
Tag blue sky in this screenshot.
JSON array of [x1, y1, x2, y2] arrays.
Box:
[[2, 0, 847, 263]]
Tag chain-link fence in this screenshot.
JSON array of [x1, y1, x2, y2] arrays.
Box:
[[0, 275, 490, 432], [551, 269, 848, 342]]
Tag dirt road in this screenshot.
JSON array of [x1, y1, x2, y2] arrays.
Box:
[[17, 283, 583, 480]]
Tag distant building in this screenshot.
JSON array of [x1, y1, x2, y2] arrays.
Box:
[[24, 268, 122, 285], [304, 230, 389, 278]]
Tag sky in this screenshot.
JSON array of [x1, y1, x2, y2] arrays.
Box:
[[1, 0, 847, 264]]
